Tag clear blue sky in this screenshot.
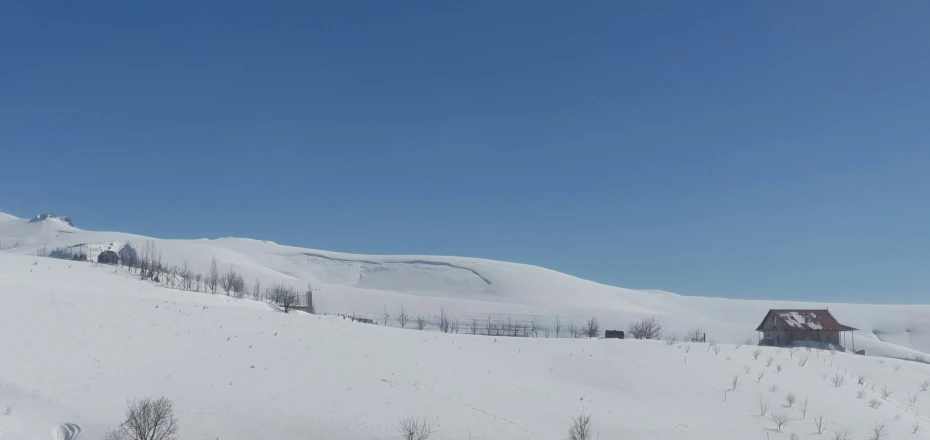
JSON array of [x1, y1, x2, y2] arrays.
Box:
[[2, 2, 929, 303]]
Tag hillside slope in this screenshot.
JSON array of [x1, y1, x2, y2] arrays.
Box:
[[1, 211, 928, 358], [1, 254, 929, 440]]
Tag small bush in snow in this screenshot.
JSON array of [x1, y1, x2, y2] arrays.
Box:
[[628, 316, 662, 340], [814, 414, 826, 435], [568, 412, 593, 440], [397, 416, 433, 440], [798, 356, 809, 367], [786, 392, 797, 407], [2, 405, 11, 416], [757, 396, 770, 416], [820, 373, 828, 380], [893, 364, 902, 373], [906, 393, 918, 410], [832, 430, 849, 440], [870, 422, 887, 440], [789, 433, 799, 440], [880, 385, 893, 400], [396, 306, 409, 328], [868, 398, 882, 408], [685, 327, 704, 342], [920, 380, 930, 391], [766, 356, 775, 367], [776, 364, 783, 373], [665, 334, 677, 345], [683, 345, 691, 354], [752, 349, 762, 360], [769, 384, 779, 393], [712, 345, 721, 355], [756, 372, 765, 383], [831, 373, 845, 387], [800, 398, 809, 418], [913, 421, 921, 434], [856, 390, 865, 399], [416, 316, 426, 330], [771, 412, 788, 431], [729, 374, 740, 391], [743, 365, 752, 374], [856, 373, 866, 385]]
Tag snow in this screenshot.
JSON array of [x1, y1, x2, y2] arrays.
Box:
[[1, 211, 930, 438], [779, 312, 825, 330]]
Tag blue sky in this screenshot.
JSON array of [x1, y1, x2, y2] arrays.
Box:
[[2, 2, 929, 303]]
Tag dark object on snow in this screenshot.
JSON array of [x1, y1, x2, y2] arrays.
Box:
[[605, 330, 625, 339], [97, 250, 120, 265], [855, 350, 866, 355]]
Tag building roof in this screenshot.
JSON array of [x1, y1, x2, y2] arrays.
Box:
[[755, 309, 857, 332]]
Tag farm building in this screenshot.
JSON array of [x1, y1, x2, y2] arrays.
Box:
[[97, 250, 120, 265], [755, 309, 857, 350]]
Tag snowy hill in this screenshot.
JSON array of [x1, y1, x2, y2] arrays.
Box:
[[1, 254, 929, 439], [1, 211, 928, 361]]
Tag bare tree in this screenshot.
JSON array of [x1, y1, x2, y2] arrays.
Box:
[[208, 256, 219, 294], [396, 306, 409, 328], [178, 260, 193, 290], [267, 284, 298, 313], [439, 307, 452, 333], [628, 316, 663, 339], [567, 322, 578, 338], [729, 374, 740, 391], [252, 279, 261, 300], [118, 397, 178, 440], [757, 372, 765, 383], [800, 398, 809, 418], [554, 314, 562, 338], [470, 318, 479, 335], [416, 316, 426, 330], [832, 429, 850, 440], [758, 396, 770, 416], [814, 414, 826, 434], [194, 273, 203, 292], [568, 412, 592, 440], [785, 392, 796, 407], [766, 356, 775, 367], [771, 412, 788, 431], [870, 422, 887, 440], [920, 380, 930, 391], [381, 306, 391, 326], [397, 416, 433, 440], [831, 373, 845, 387], [220, 265, 236, 295], [906, 393, 918, 410], [583, 317, 600, 338]]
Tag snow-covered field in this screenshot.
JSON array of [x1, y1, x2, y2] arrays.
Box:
[[1, 212, 929, 439]]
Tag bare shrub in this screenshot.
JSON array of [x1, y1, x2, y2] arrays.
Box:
[[757, 372, 765, 383], [665, 334, 677, 345], [567, 323, 578, 338], [758, 396, 770, 416], [2, 405, 11, 416], [814, 414, 826, 434], [119, 397, 178, 440], [856, 373, 866, 385], [831, 373, 845, 387], [789, 433, 799, 440], [583, 317, 600, 338], [438, 307, 452, 333], [730, 374, 740, 391], [266, 283, 298, 313], [684, 345, 691, 354], [769, 384, 779, 393], [913, 421, 921, 434], [712, 345, 721, 355], [776, 364, 783, 373], [628, 316, 663, 340], [856, 390, 865, 399], [771, 412, 788, 431], [798, 356, 809, 367], [743, 365, 752, 374], [744, 337, 753, 345], [880, 385, 892, 400], [800, 398, 809, 418], [382, 306, 391, 326], [685, 327, 704, 342], [396, 306, 409, 328], [893, 364, 902, 373], [870, 422, 887, 440], [786, 392, 796, 407], [766, 356, 775, 367], [920, 380, 930, 391], [752, 349, 762, 360], [568, 412, 593, 440], [252, 279, 261, 300], [416, 316, 426, 330], [868, 398, 882, 408], [832, 429, 850, 440], [397, 416, 433, 440], [906, 393, 918, 410], [821, 373, 828, 380]]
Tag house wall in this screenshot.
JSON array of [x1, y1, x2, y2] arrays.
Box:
[[763, 330, 840, 346]]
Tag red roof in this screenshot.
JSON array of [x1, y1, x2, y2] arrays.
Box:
[[755, 309, 857, 332]]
